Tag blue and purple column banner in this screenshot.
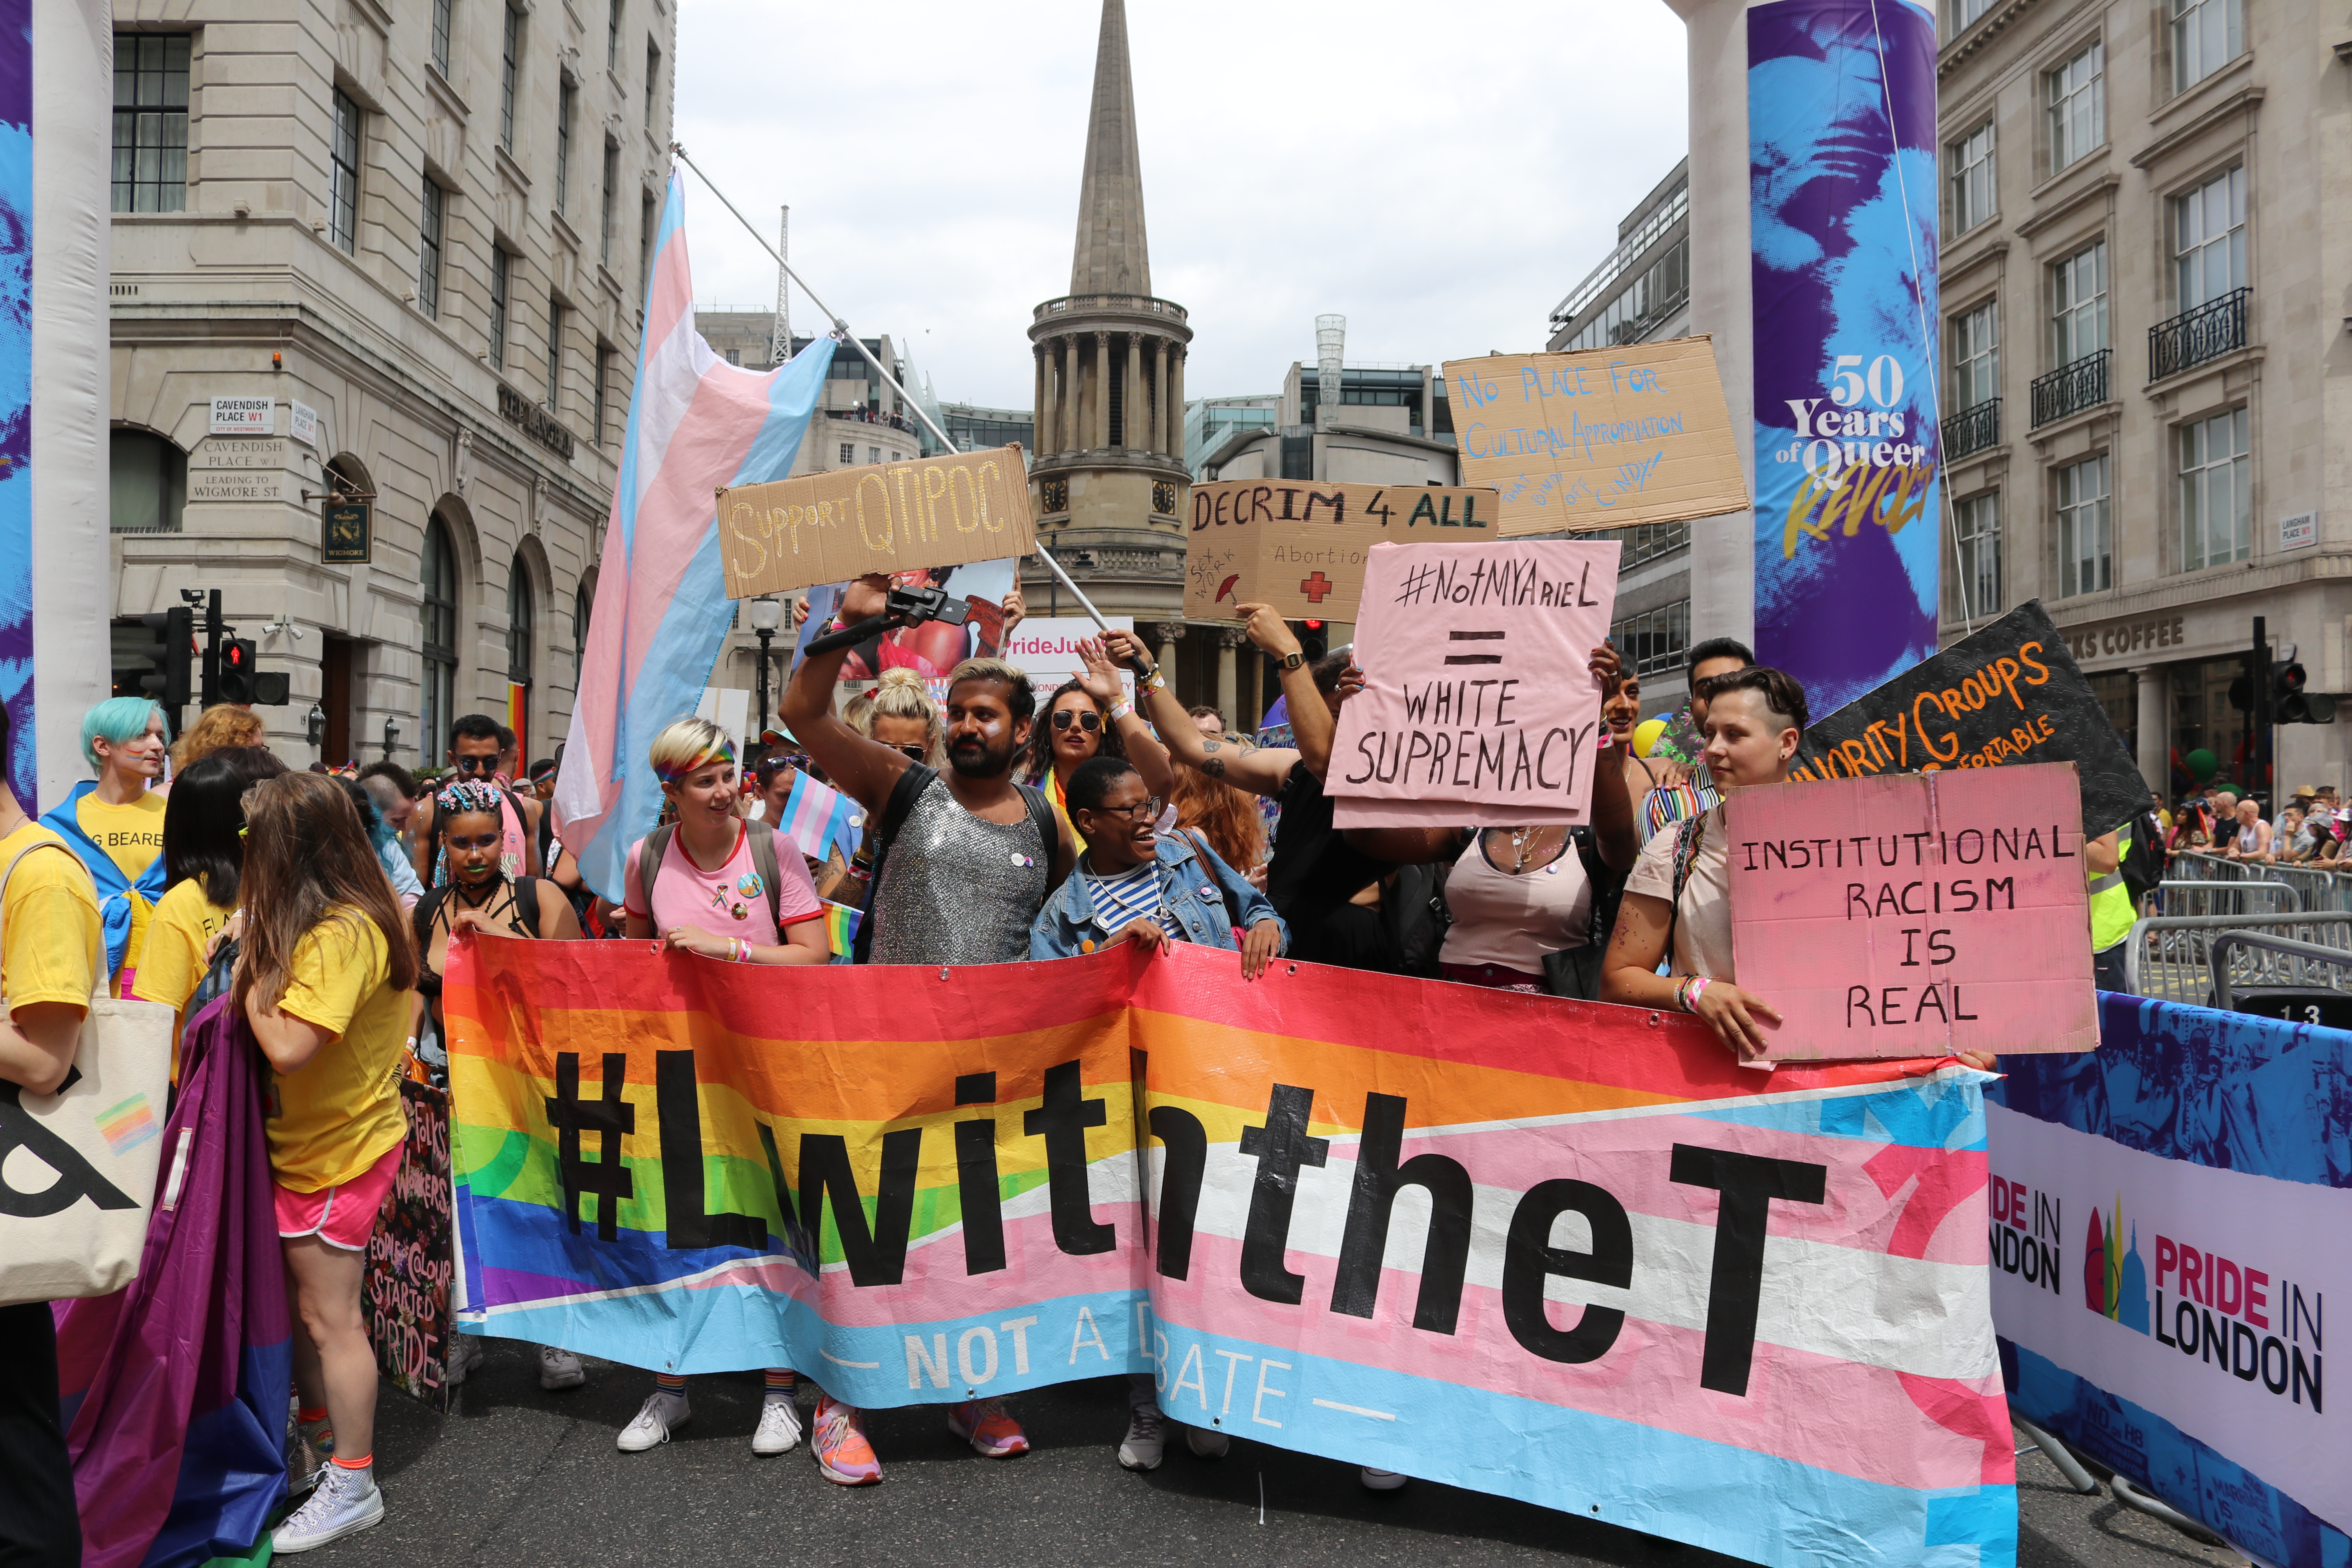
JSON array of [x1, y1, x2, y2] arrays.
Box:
[[1748, 0, 1940, 715], [0, 0, 32, 809]]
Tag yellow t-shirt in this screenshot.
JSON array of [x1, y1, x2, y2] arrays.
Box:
[[76, 790, 167, 989], [134, 877, 233, 1055], [264, 908, 410, 1192], [0, 823, 102, 1018]]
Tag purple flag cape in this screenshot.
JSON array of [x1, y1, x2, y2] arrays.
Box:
[[54, 998, 291, 1568]]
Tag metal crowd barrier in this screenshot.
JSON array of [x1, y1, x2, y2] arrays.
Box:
[[2207, 932, 2352, 1025], [2151, 880, 2299, 919], [2122, 913, 2352, 1006]]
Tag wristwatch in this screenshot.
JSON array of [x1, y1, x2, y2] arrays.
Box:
[[1141, 666, 1168, 693], [1278, 650, 1305, 672]]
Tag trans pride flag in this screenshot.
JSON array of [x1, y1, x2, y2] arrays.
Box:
[[556, 172, 834, 900], [445, 937, 2016, 1567], [775, 768, 864, 867]]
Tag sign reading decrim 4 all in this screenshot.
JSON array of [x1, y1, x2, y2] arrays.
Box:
[[1444, 337, 1748, 536], [1182, 479, 1498, 622], [720, 444, 1036, 599]]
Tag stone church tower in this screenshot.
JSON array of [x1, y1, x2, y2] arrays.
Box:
[[1024, 0, 1191, 629]]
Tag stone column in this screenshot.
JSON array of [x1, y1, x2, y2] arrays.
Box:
[[1123, 331, 1143, 451], [1092, 332, 1111, 451], [1169, 345, 1186, 456], [1153, 338, 1172, 457], [1152, 620, 1184, 678], [1032, 345, 1049, 459], [1041, 338, 1061, 458], [2133, 664, 2170, 795], [1216, 627, 1243, 730]]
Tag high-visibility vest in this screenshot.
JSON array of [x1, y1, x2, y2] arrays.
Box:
[[2089, 828, 2135, 952]]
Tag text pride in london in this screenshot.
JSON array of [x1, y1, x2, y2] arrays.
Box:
[[445, 937, 2016, 1568]]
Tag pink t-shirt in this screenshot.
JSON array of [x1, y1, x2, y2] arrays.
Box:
[[622, 825, 823, 943]]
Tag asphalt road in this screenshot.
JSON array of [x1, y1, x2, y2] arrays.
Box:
[[313, 1342, 2252, 1568]]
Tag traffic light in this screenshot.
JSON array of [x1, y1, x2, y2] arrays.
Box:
[[1295, 619, 1328, 663], [219, 638, 258, 704], [2273, 661, 2334, 724], [125, 607, 194, 712]]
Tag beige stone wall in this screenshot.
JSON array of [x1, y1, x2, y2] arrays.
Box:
[[109, 0, 675, 769]]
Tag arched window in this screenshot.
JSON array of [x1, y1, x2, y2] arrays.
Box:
[[574, 576, 593, 686], [420, 517, 458, 755], [109, 430, 185, 533], [507, 553, 535, 726]]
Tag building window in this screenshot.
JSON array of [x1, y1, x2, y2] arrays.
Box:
[[2051, 240, 2107, 365], [1948, 122, 1994, 234], [329, 88, 361, 254], [111, 33, 190, 213], [417, 179, 444, 318], [600, 142, 619, 267], [1611, 600, 1690, 679], [1949, 492, 2002, 618], [488, 247, 510, 368], [607, 0, 623, 71], [555, 80, 575, 212], [507, 555, 535, 703], [1949, 0, 1993, 29], [644, 42, 661, 132], [109, 431, 185, 534], [1950, 301, 1998, 409], [499, 3, 523, 151], [430, 0, 454, 76], [1593, 520, 1690, 569], [1561, 238, 1688, 353], [574, 578, 593, 686], [724, 347, 740, 366], [867, 446, 882, 465], [838, 442, 855, 465], [544, 299, 564, 411], [2047, 40, 2103, 173], [2179, 407, 2250, 571], [2171, 0, 2242, 94], [2056, 455, 2111, 597], [2173, 166, 2246, 310], [593, 345, 611, 444], [421, 517, 459, 755], [640, 191, 656, 298]]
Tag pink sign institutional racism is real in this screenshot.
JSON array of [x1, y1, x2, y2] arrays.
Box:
[[1728, 761, 2100, 1060]]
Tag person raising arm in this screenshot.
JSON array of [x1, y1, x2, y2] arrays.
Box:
[[1023, 637, 1175, 849], [1107, 606, 1344, 799]]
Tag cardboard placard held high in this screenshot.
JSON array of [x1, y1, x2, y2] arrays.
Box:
[[719, 444, 1036, 599]]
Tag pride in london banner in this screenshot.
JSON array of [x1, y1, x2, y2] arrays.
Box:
[[1990, 996, 2348, 1566], [446, 938, 2015, 1568]]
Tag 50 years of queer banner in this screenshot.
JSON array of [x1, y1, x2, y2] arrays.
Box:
[[446, 938, 2015, 1568]]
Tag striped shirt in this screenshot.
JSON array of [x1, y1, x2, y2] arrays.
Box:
[[1087, 861, 1163, 936], [1641, 776, 1721, 842]]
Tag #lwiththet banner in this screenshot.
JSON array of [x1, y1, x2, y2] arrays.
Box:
[[1989, 997, 2348, 1566], [446, 937, 2016, 1568], [1749, 0, 1940, 715]]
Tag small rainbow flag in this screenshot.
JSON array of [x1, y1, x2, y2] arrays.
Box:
[[820, 899, 862, 958], [95, 1092, 159, 1156]]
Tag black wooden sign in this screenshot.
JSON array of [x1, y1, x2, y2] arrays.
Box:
[[1787, 600, 2147, 837], [323, 501, 372, 564]]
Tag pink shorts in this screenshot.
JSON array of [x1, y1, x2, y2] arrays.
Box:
[[275, 1139, 403, 1252]]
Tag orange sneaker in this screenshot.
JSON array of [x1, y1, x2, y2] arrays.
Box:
[[811, 1395, 881, 1485], [946, 1397, 1029, 1458]]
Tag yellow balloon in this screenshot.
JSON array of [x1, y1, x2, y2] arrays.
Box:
[[1631, 718, 1668, 758]]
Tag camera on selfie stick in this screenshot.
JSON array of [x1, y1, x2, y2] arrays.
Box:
[[800, 584, 970, 657]]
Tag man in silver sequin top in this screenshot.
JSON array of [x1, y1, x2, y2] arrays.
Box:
[[781, 572, 1078, 1484]]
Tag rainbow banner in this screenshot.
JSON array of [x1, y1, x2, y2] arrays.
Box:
[[445, 939, 2015, 1567]]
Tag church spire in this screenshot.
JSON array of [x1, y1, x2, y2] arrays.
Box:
[[1069, 0, 1151, 298]]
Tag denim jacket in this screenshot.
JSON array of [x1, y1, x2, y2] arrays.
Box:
[[1030, 831, 1287, 960]]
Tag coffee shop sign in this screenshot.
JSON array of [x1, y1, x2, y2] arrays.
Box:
[[2061, 614, 2187, 664]]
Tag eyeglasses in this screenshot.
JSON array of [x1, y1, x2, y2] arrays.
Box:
[[1091, 797, 1162, 821], [1049, 710, 1102, 733], [452, 755, 500, 775], [889, 743, 928, 762]]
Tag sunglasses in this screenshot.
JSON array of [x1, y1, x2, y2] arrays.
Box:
[[757, 753, 811, 779], [452, 755, 501, 775], [888, 743, 928, 762], [1050, 710, 1102, 733]]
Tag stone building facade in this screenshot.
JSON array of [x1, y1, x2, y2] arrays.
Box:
[[108, 0, 674, 769]]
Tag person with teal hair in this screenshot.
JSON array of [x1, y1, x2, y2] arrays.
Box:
[[39, 696, 171, 994]]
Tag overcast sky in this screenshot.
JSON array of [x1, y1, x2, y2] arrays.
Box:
[[673, 0, 1690, 411]]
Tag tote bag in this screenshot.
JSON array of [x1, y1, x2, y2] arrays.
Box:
[[0, 838, 174, 1306]]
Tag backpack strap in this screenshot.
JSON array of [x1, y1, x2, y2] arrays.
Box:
[[851, 764, 938, 965], [512, 876, 544, 939], [0, 837, 106, 1003], [746, 826, 783, 931], [1014, 782, 1057, 895], [635, 825, 677, 928], [1662, 813, 1706, 973]]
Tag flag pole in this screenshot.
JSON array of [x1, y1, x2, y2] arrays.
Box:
[[668, 144, 1114, 633]]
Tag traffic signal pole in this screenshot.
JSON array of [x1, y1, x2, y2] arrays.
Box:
[[2252, 615, 2272, 802], [202, 589, 221, 709]]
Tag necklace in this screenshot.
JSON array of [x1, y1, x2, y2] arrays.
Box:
[[1504, 826, 1559, 873], [452, 873, 506, 911]]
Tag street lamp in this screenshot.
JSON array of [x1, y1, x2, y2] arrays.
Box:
[[748, 596, 785, 741], [382, 714, 402, 761]]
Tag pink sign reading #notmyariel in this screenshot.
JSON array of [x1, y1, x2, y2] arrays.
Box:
[[1328, 538, 1620, 831], [1728, 760, 2102, 1060]]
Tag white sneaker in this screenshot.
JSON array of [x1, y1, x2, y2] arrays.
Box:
[[751, 1395, 803, 1455], [1361, 1466, 1408, 1491], [538, 1345, 585, 1391], [1185, 1425, 1230, 1459], [1118, 1400, 1165, 1470], [271, 1463, 384, 1553], [617, 1391, 689, 1452], [444, 1334, 484, 1387]]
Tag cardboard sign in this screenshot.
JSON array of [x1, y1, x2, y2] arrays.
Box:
[[368, 1077, 456, 1409], [1327, 539, 1620, 827], [1182, 480, 1498, 622], [1788, 601, 2148, 837], [1445, 337, 1748, 536], [720, 444, 1036, 598], [1729, 763, 2100, 1061]]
